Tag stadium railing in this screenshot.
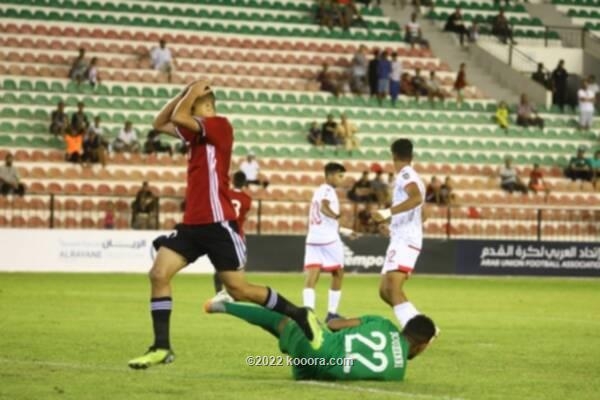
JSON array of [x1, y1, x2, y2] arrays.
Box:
[[0, 195, 598, 243]]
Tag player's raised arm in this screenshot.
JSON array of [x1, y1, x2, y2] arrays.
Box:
[[152, 82, 198, 137], [373, 182, 422, 223]]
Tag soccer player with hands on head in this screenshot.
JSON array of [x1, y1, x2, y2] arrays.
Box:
[[128, 80, 322, 369]]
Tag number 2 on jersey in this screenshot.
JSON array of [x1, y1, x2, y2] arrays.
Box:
[[343, 331, 388, 373]]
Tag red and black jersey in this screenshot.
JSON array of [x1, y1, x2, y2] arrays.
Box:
[[175, 116, 236, 225], [227, 188, 252, 239]]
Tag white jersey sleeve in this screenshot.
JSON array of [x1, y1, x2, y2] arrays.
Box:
[[306, 184, 341, 244], [390, 166, 425, 246]]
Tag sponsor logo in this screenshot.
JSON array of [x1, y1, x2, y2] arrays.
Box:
[[343, 244, 385, 270]]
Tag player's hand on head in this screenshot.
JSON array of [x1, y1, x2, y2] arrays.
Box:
[[190, 80, 211, 96]]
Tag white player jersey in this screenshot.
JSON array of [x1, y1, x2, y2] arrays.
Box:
[[306, 184, 340, 244], [390, 165, 425, 246]]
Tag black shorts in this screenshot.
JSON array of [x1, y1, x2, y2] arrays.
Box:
[[153, 221, 246, 271]]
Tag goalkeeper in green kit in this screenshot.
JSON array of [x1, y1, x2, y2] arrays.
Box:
[[205, 293, 436, 381]]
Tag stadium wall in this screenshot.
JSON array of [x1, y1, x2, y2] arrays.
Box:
[[1, 230, 598, 277]]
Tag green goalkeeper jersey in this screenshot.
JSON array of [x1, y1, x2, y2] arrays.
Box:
[[279, 315, 409, 381]]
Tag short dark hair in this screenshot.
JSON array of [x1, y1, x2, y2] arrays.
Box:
[[391, 138, 413, 161], [403, 315, 436, 345], [232, 171, 247, 188], [324, 162, 346, 176]]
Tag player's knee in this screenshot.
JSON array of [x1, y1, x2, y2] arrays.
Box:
[[223, 282, 248, 301], [148, 267, 169, 285]]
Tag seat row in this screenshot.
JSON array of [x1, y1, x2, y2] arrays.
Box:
[[0, 8, 402, 42]]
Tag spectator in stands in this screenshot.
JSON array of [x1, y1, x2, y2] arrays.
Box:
[[68, 48, 88, 84], [87, 116, 108, 148], [370, 170, 390, 207], [150, 39, 175, 82], [307, 121, 323, 146], [468, 22, 480, 43], [86, 57, 100, 88], [454, 63, 467, 105], [531, 63, 550, 90], [336, 114, 359, 153], [150, 39, 175, 83], [71, 101, 89, 134], [103, 202, 115, 229], [350, 45, 369, 95], [321, 114, 339, 146], [368, 49, 380, 97], [113, 121, 141, 153], [499, 157, 528, 194], [389, 51, 402, 106], [592, 150, 600, 189], [356, 203, 379, 234], [578, 80, 595, 131], [551, 60, 568, 112], [0, 153, 25, 197], [316, 0, 336, 29], [587, 75, 599, 106], [348, 171, 375, 203], [495, 101, 510, 132], [444, 7, 468, 46], [440, 176, 456, 205], [377, 51, 391, 105], [64, 128, 84, 164], [426, 71, 446, 105], [411, 68, 428, 101], [144, 129, 173, 156], [49, 101, 68, 137], [491, 8, 515, 45], [82, 125, 107, 167], [336, 0, 358, 31], [528, 163, 549, 195], [565, 146, 593, 182], [400, 72, 415, 97], [317, 63, 341, 97], [240, 153, 269, 188], [425, 176, 442, 204], [131, 181, 158, 230], [516, 94, 544, 130], [405, 13, 429, 48]]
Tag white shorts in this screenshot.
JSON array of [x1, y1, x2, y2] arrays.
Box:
[[580, 110, 594, 127], [381, 239, 421, 275], [304, 240, 344, 271]]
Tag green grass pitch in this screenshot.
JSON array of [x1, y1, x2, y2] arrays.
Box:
[[1, 272, 599, 400]]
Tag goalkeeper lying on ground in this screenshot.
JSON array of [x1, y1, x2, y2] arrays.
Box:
[[205, 292, 437, 381]]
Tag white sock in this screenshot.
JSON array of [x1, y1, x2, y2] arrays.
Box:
[[302, 288, 315, 310], [327, 290, 342, 314], [393, 302, 420, 328]]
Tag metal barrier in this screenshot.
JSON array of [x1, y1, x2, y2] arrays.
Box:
[[0, 195, 598, 242]]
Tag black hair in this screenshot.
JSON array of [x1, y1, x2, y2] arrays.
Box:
[[403, 315, 436, 345], [391, 138, 413, 161], [233, 171, 247, 188], [324, 162, 346, 176]]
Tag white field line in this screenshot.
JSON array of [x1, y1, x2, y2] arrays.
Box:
[[0, 358, 466, 400]]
